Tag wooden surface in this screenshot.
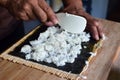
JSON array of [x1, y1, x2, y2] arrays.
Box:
[[107, 46, 120, 80], [0, 19, 120, 80]]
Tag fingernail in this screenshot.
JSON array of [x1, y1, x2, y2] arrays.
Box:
[[95, 35, 99, 40], [53, 19, 58, 25], [45, 21, 54, 26]]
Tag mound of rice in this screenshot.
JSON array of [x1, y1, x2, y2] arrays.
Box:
[[21, 26, 90, 66]]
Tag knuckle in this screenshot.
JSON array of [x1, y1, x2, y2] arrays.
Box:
[[44, 6, 51, 11], [26, 5, 31, 11], [93, 19, 100, 26], [39, 0, 52, 12], [23, 4, 30, 11]]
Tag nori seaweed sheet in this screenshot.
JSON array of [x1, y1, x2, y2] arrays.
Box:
[[9, 25, 97, 74]]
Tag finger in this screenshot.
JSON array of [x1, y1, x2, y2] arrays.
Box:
[[89, 25, 99, 40], [33, 4, 47, 23], [18, 11, 29, 20], [92, 20, 104, 39], [45, 21, 54, 26], [95, 22, 104, 38], [23, 3, 36, 20], [38, 0, 58, 25]]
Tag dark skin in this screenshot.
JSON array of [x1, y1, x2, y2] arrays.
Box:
[[62, 0, 103, 40], [0, 0, 103, 40]]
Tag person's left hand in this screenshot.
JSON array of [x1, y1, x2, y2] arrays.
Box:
[[61, 0, 104, 40]]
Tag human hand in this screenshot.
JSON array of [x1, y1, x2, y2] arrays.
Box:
[[1, 0, 58, 26], [62, 0, 104, 40]]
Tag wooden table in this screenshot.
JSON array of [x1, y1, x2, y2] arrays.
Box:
[[0, 19, 120, 80]]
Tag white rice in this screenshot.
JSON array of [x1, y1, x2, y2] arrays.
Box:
[[21, 26, 90, 66]]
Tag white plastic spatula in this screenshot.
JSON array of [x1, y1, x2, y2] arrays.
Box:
[[56, 13, 87, 33]]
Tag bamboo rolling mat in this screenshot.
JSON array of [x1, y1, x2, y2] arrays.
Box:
[[0, 25, 103, 80]]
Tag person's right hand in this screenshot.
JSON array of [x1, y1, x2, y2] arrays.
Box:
[[1, 0, 58, 26]]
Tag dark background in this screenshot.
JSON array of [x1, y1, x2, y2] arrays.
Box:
[[107, 0, 120, 22]]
